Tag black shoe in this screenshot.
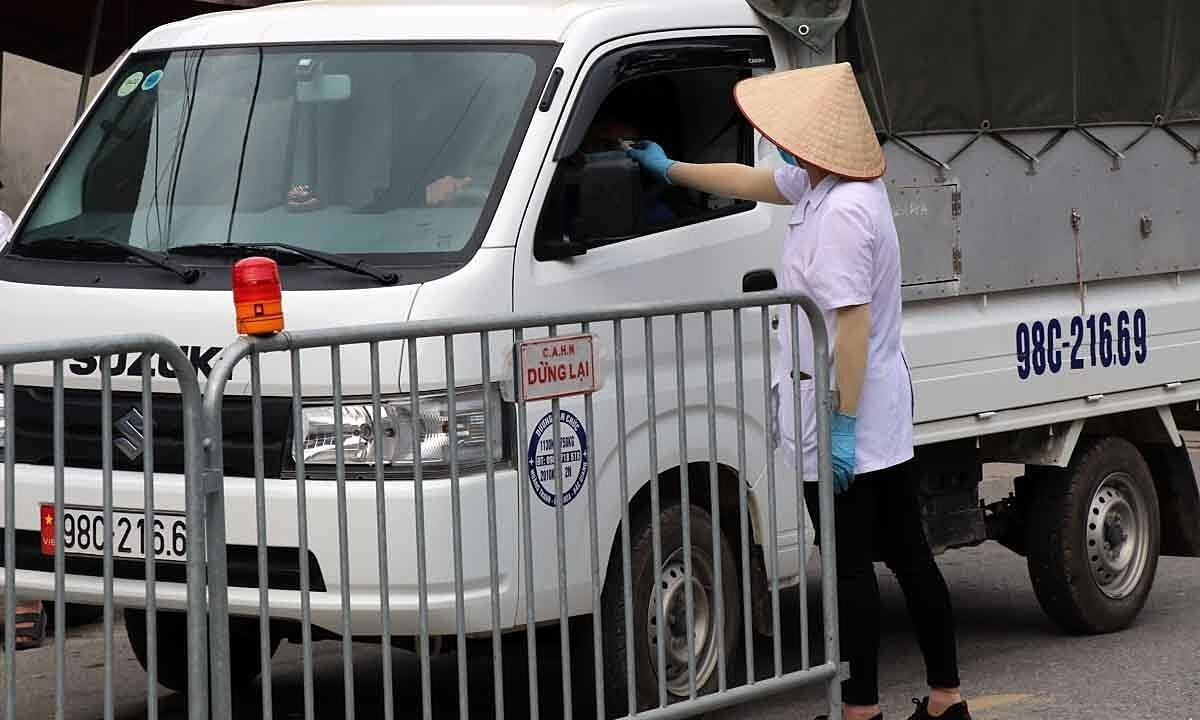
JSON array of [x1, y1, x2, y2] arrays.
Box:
[[906, 697, 971, 720]]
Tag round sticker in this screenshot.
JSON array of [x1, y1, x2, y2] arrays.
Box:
[[117, 72, 144, 97], [141, 69, 163, 91], [527, 410, 589, 507]]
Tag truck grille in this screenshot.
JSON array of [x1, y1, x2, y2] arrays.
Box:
[[10, 387, 291, 478]]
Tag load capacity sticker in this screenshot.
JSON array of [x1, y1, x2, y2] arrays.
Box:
[[527, 410, 589, 507]]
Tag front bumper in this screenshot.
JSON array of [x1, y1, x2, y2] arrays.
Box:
[[1, 463, 522, 636]]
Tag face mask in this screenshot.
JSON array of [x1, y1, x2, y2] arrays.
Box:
[[778, 148, 799, 166]]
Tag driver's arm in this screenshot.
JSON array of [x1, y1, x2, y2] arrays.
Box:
[[425, 176, 473, 206]]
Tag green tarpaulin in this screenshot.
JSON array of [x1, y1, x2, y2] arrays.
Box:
[[745, 0, 850, 52], [748, 0, 1200, 134]]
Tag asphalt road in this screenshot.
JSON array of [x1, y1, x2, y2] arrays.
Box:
[[4, 467, 1200, 720]]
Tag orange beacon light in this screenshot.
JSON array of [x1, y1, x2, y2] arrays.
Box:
[[232, 257, 284, 335]]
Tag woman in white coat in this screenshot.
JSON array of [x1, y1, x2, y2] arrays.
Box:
[[627, 64, 971, 720]]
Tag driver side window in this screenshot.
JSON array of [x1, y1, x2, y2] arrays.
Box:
[[535, 39, 767, 260]]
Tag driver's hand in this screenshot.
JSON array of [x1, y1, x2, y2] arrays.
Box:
[[425, 176, 473, 206]]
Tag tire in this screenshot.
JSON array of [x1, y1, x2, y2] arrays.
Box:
[[600, 501, 741, 714], [124, 609, 279, 694], [1026, 436, 1161, 634]]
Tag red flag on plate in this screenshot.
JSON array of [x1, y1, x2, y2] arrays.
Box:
[[40, 504, 55, 555]]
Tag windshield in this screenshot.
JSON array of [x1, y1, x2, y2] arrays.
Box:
[[15, 44, 548, 260]]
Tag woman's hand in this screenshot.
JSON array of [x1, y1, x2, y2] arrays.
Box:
[[626, 141, 677, 184], [831, 411, 857, 494]]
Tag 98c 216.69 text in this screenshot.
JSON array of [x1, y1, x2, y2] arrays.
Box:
[[1016, 309, 1147, 380]]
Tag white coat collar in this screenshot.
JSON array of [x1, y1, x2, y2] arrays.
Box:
[[788, 173, 840, 226]]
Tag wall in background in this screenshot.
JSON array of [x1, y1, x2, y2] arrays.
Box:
[[0, 53, 113, 219]]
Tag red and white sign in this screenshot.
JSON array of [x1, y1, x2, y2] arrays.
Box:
[[519, 334, 597, 402]]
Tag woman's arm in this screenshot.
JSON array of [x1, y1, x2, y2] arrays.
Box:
[[667, 162, 790, 205], [627, 142, 790, 205], [834, 304, 871, 414]]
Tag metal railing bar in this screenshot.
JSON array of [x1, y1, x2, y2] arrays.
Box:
[[54, 359, 66, 720], [703, 311, 727, 691], [548, 324, 573, 720], [731, 310, 755, 685], [789, 307, 810, 671], [370, 341, 397, 720], [250, 351, 274, 717], [673, 314, 697, 700], [513, 328, 540, 720], [290, 349, 317, 720], [3, 365, 16, 720], [644, 317, 668, 709], [613, 320, 636, 716], [141, 359, 159, 720], [581, 321, 605, 720], [408, 341, 434, 720], [445, 336, 470, 720], [480, 331, 505, 720], [101, 358, 115, 720], [760, 310, 782, 678], [330, 345, 357, 720], [216, 293, 823, 355]]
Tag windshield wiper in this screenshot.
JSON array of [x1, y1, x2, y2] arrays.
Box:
[[170, 243, 400, 285], [16, 236, 200, 284]]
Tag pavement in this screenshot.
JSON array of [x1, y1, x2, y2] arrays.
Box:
[[3, 464, 1200, 719]]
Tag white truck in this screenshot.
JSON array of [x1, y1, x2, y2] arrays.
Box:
[[1, 0, 1198, 709]]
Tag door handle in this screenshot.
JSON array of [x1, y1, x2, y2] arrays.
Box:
[[742, 269, 777, 293]]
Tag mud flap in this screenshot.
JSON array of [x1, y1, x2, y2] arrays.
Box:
[[1140, 443, 1200, 557]]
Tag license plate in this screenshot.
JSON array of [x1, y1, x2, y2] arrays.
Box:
[[40, 505, 187, 563]]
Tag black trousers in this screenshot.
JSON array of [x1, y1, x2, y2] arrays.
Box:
[[803, 461, 961, 706]]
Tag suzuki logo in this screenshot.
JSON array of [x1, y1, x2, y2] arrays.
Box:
[[114, 407, 147, 461]]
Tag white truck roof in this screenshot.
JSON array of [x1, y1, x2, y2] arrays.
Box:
[[135, 0, 765, 50]]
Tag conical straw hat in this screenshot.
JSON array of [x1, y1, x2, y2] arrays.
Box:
[[734, 63, 885, 180]]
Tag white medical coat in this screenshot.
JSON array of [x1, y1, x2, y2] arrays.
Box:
[[772, 166, 913, 479]]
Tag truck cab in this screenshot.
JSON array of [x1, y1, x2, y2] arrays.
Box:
[[1, 0, 809, 705]]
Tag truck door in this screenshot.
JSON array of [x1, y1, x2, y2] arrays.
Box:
[[513, 32, 808, 614]]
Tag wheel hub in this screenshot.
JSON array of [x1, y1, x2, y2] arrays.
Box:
[[1085, 472, 1150, 599], [646, 548, 718, 698]]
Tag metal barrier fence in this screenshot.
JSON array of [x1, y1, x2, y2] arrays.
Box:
[[0, 291, 841, 720], [0, 335, 208, 720], [200, 290, 841, 720]]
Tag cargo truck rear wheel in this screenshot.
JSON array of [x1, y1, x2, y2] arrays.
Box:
[[1026, 437, 1160, 634], [124, 609, 279, 694], [600, 500, 741, 714]]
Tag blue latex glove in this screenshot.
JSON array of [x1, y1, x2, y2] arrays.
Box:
[[830, 412, 857, 494], [626, 141, 676, 185]]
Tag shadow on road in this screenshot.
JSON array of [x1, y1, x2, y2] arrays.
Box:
[[69, 551, 1099, 720]]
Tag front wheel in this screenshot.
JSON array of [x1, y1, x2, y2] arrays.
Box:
[[601, 500, 741, 714], [1026, 436, 1160, 634]]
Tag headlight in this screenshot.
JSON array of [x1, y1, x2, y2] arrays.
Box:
[[292, 385, 508, 479]]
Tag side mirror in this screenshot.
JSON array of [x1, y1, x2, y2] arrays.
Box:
[[534, 154, 643, 261]]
